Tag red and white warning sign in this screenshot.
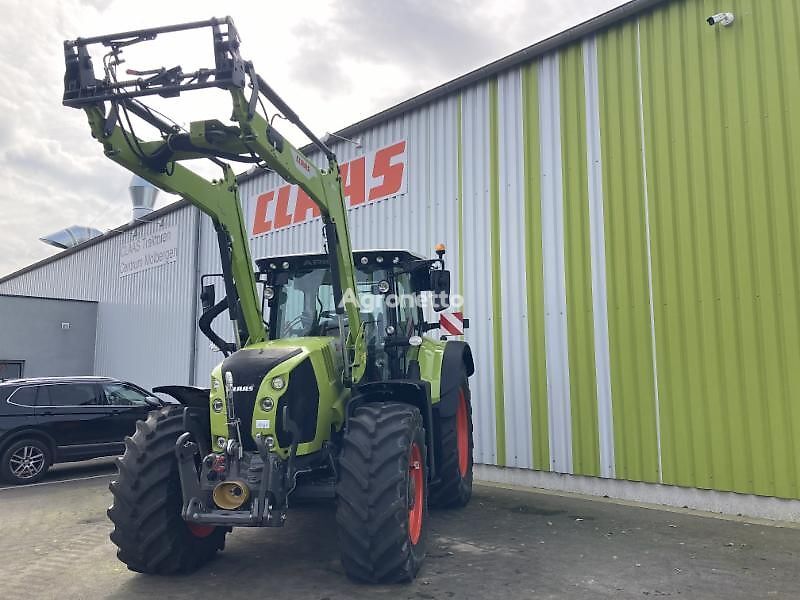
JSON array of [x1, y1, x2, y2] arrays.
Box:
[[439, 311, 465, 336]]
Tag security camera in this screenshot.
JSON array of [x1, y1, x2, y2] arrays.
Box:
[[707, 12, 735, 27]]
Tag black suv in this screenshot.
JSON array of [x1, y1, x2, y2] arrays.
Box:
[[0, 377, 164, 484]]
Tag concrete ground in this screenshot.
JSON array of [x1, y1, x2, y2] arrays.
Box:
[[1, 459, 798, 599]]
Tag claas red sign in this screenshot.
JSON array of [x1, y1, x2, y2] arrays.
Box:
[[250, 140, 407, 236]]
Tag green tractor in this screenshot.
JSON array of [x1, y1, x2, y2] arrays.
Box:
[[63, 17, 474, 582]]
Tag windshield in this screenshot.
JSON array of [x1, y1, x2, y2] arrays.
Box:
[[270, 267, 391, 340], [267, 263, 423, 381]]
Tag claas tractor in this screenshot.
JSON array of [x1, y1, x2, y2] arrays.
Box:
[[62, 17, 474, 582]]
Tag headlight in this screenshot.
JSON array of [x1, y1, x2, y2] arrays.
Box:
[[212, 398, 224, 413], [216, 436, 226, 448], [260, 397, 274, 411], [271, 376, 286, 391], [264, 286, 275, 300]]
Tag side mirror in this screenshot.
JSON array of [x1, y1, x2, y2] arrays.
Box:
[[144, 395, 163, 407], [200, 284, 216, 312], [430, 269, 450, 312]]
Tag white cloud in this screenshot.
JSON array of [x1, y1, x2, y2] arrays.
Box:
[[0, 0, 623, 277]]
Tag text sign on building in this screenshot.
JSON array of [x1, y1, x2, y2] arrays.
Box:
[[250, 140, 407, 237], [119, 224, 179, 278]]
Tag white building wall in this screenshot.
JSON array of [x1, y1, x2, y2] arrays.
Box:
[[0, 206, 200, 390]]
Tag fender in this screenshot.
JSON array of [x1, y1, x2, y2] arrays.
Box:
[[437, 341, 474, 418], [0, 427, 58, 458], [153, 386, 212, 453], [350, 380, 437, 478], [153, 385, 211, 408]]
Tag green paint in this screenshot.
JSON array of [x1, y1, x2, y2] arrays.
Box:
[[521, 63, 550, 471], [560, 45, 601, 477], [210, 337, 347, 458], [640, 0, 800, 499], [596, 22, 660, 483], [488, 79, 506, 466], [417, 336, 447, 403]]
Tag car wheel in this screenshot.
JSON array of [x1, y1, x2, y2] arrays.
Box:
[[1, 438, 52, 485]]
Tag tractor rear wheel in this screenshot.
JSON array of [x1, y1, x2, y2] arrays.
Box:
[[430, 379, 473, 508], [336, 402, 428, 583], [107, 406, 227, 574]]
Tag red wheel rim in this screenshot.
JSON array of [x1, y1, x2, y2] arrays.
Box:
[[456, 388, 469, 477], [187, 523, 216, 538], [408, 443, 424, 545]]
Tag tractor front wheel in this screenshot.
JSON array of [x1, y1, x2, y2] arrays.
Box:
[[336, 402, 428, 583], [107, 406, 227, 574], [430, 379, 473, 508]]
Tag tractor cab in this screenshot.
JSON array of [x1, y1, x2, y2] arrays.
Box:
[[255, 249, 451, 381]]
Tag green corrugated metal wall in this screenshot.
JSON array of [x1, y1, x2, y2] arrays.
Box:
[[469, 0, 800, 499], [638, 0, 800, 498]]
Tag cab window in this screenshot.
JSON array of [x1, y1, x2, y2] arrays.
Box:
[[395, 272, 420, 337]]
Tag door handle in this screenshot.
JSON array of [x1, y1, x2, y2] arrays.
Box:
[[40, 410, 54, 416]]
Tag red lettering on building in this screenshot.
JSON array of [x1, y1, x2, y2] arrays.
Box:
[[252, 191, 275, 235], [369, 141, 406, 201], [250, 140, 407, 237], [341, 157, 366, 207], [273, 185, 293, 229], [293, 188, 321, 223]]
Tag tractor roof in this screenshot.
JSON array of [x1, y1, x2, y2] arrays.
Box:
[[255, 250, 425, 274]]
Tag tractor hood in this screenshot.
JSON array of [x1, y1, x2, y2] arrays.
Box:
[[218, 346, 303, 450]]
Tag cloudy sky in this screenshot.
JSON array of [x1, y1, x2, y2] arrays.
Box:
[[0, 0, 624, 277]]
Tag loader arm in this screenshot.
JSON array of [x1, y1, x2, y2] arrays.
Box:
[[63, 17, 366, 383]]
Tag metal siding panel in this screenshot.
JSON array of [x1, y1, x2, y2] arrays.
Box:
[[583, 36, 616, 479], [487, 80, 506, 466], [596, 20, 661, 484], [539, 54, 573, 474], [497, 69, 532, 469], [640, 0, 800, 499], [521, 62, 551, 471], [461, 82, 497, 465], [560, 42, 601, 477]]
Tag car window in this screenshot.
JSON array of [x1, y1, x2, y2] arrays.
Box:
[[8, 386, 37, 406], [104, 383, 149, 406], [38, 384, 104, 407]]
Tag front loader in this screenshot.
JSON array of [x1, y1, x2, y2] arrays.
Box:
[[62, 17, 474, 582]]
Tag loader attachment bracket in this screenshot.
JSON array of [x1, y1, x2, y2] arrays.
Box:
[[63, 17, 245, 107]]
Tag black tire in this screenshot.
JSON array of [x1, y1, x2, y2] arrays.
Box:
[[107, 406, 227, 574], [336, 402, 428, 583], [430, 378, 473, 508], [0, 438, 52, 485]]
